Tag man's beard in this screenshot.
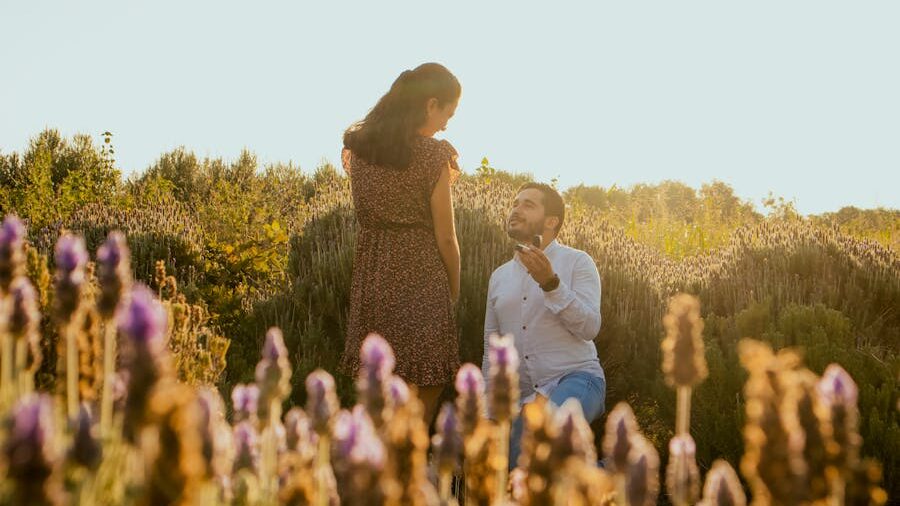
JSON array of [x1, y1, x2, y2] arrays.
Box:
[[507, 218, 542, 242]]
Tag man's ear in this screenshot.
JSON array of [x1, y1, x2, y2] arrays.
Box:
[[544, 216, 560, 233]]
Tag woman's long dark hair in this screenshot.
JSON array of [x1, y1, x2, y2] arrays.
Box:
[[344, 63, 460, 169]]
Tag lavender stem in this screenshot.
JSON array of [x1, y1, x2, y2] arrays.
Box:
[[100, 321, 116, 438]]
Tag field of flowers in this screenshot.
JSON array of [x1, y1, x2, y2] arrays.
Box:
[[0, 130, 897, 504]]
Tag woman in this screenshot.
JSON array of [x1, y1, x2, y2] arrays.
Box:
[[340, 63, 462, 424]]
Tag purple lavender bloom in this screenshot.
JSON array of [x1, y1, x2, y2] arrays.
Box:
[[360, 333, 395, 379], [487, 334, 519, 422], [553, 399, 596, 464], [0, 215, 25, 245], [625, 437, 660, 506], [254, 328, 292, 423], [54, 234, 88, 276], [232, 421, 259, 473], [603, 402, 639, 474], [432, 402, 462, 473], [231, 384, 260, 424], [96, 231, 131, 319], [197, 388, 229, 477], [666, 434, 700, 506], [817, 363, 859, 407], [333, 406, 385, 469], [3, 394, 56, 488], [701, 460, 746, 506], [284, 408, 312, 451], [117, 284, 167, 351], [357, 334, 396, 428], [8, 277, 40, 339], [118, 286, 169, 443], [69, 404, 101, 470], [488, 334, 519, 372], [668, 434, 696, 459], [387, 375, 410, 407], [455, 363, 485, 396], [454, 363, 485, 437], [261, 327, 289, 362], [0, 215, 26, 292], [53, 234, 89, 321], [305, 369, 338, 436]]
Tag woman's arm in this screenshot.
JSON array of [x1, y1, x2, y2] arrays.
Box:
[[430, 162, 460, 304]]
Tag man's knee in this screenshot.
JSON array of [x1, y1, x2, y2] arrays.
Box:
[[551, 371, 606, 422]]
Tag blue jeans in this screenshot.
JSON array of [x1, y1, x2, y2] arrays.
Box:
[[508, 371, 606, 469]]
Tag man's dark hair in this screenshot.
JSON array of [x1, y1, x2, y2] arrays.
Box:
[[517, 182, 565, 233]]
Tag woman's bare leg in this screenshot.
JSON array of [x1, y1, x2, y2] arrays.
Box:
[[417, 384, 446, 429]]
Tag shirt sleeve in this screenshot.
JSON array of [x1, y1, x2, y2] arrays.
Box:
[[482, 272, 498, 389], [542, 252, 602, 341]]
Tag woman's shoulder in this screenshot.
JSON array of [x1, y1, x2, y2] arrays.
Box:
[[414, 136, 457, 157], [415, 137, 460, 186]]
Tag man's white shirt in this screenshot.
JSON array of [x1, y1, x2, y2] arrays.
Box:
[[482, 239, 605, 407]]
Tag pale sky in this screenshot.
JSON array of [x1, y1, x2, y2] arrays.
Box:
[[2, 1, 898, 215]]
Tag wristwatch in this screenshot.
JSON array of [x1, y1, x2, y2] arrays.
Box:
[[540, 273, 560, 292]]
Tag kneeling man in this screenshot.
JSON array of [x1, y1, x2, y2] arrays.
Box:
[[482, 182, 606, 468]]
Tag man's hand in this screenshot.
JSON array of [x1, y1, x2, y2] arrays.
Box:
[[517, 245, 556, 286]]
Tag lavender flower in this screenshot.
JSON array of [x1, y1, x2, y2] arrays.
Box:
[[333, 406, 385, 469], [3, 394, 59, 505], [117, 284, 167, 351], [454, 363, 485, 438], [53, 233, 88, 322], [517, 398, 557, 500], [7, 277, 40, 339], [360, 333, 395, 376], [666, 434, 700, 506], [699, 460, 746, 506], [96, 231, 131, 319], [603, 402, 639, 474], [68, 403, 101, 470], [431, 402, 462, 475], [817, 363, 859, 408], [332, 407, 388, 505], [8, 277, 42, 373], [552, 398, 597, 465], [387, 375, 410, 408], [305, 369, 338, 436], [197, 388, 230, 479], [356, 333, 395, 428], [817, 363, 861, 478], [661, 293, 708, 388], [117, 284, 169, 442], [231, 383, 260, 424], [144, 384, 205, 506], [233, 421, 259, 474], [487, 333, 519, 423], [739, 339, 807, 504], [254, 327, 291, 425], [284, 407, 313, 453], [625, 435, 660, 506], [0, 215, 26, 292]]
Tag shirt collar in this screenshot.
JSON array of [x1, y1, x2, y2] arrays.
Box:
[[544, 238, 560, 254]]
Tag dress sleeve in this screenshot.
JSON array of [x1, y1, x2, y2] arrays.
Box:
[[341, 148, 353, 175], [426, 139, 462, 193]]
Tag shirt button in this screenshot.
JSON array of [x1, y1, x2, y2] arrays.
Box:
[[523, 296, 527, 301], [522, 325, 526, 330], [533, 384, 538, 388], [525, 355, 529, 359]]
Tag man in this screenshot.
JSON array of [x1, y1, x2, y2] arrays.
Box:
[[482, 182, 606, 469]]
